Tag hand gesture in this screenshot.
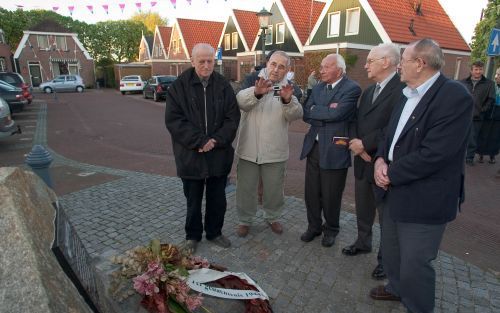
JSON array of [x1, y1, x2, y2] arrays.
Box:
[[374, 158, 390, 190], [198, 138, 217, 153], [254, 78, 272, 97], [279, 84, 293, 104]]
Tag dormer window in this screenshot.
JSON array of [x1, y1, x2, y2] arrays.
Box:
[[55, 36, 67, 50], [224, 34, 230, 50], [327, 11, 341, 37], [37, 35, 49, 49], [265, 25, 273, 45], [276, 23, 285, 44], [231, 32, 238, 49], [345, 7, 360, 36]]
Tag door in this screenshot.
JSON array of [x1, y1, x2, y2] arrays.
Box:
[[29, 64, 42, 87]]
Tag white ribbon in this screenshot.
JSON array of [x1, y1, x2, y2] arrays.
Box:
[[187, 268, 269, 300]]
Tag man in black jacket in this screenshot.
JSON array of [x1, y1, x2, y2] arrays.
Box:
[[461, 61, 496, 165], [165, 43, 240, 253]]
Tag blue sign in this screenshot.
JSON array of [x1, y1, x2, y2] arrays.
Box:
[[487, 28, 500, 56], [216, 47, 222, 60]]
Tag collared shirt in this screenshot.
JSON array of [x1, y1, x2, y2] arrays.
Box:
[[377, 71, 397, 94], [388, 71, 440, 161]]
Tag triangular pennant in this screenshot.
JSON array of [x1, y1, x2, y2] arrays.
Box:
[[102, 4, 109, 14], [151, 1, 157, 7], [86, 5, 94, 14], [68, 5, 75, 15], [170, 0, 177, 9], [119, 3, 126, 13], [186, 0, 191, 5], [52, 6, 59, 12], [135, 2, 142, 11]]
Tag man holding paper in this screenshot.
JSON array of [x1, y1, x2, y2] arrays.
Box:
[[299, 54, 361, 247]]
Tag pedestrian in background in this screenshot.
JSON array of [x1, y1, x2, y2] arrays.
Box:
[[165, 43, 240, 253], [342, 43, 405, 281], [299, 54, 361, 247], [307, 70, 318, 98], [372, 38, 473, 313], [235, 50, 303, 237], [461, 61, 496, 165]]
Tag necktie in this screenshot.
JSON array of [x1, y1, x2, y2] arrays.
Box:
[[327, 84, 333, 91], [372, 83, 381, 103]]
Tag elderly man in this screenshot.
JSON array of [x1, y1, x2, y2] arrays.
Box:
[[342, 43, 405, 281], [299, 54, 361, 247], [372, 39, 473, 313], [235, 50, 303, 237], [165, 43, 240, 253]]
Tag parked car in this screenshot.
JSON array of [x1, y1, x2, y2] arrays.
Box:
[[39, 75, 85, 93], [0, 84, 27, 113], [0, 97, 20, 139], [0, 72, 33, 104], [119, 75, 146, 95], [143, 75, 177, 102]]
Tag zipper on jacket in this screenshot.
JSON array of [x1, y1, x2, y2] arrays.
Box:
[[203, 86, 208, 134]]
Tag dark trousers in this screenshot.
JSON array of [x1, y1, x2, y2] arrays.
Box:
[[181, 176, 227, 241], [382, 205, 446, 313], [304, 142, 348, 236], [354, 176, 383, 263], [466, 120, 483, 159]]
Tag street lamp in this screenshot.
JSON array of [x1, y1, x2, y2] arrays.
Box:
[[256, 7, 272, 65]]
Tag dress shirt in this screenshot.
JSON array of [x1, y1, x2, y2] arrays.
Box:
[[315, 78, 343, 141], [388, 71, 440, 161]]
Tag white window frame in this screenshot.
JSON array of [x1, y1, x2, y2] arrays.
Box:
[[454, 58, 462, 80], [0, 30, 5, 44], [224, 34, 230, 50], [37, 35, 49, 49], [265, 25, 273, 45], [276, 23, 285, 44], [327, 11, 341, 38], [0, 57, 6, 72], [231, 32, 238, 50], [172, 40, 177, 54], [345, 7, 361, 36], [55, 36, 67, 50], [177, 39, 181, 53]]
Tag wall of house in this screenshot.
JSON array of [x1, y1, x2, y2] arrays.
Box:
[[222, 18, 245, 57], [0, 43, 13, 72], [152, 62, 170, 76], [168, 26, 188, 60], [443, 53, 471, 80], [113, 64, 151, 86], [221, 59, 238, 81], [17, 34, 95, 87]]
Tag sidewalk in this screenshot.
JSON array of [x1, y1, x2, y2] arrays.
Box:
[[34, 101, 500, 312]]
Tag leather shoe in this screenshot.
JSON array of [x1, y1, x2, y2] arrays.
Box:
[[182, 240, 199, 254], [236, 225, 249, 237], [372, 264, 387, 280], [342, 244, 371, 256], [369, 285, 400, 301], [321, 234, 335, 247], [208, 235, 231, 248], [300, 230, 321, 242], [268, 222, 283, 234]]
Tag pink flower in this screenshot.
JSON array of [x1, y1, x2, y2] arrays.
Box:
[[190, 256, 210, 269], [133, 274, 158, 295], [185, 294, 203, 311], [147, 261, 164, 277]]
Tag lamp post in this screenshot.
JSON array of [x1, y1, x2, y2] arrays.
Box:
[[256, 7, 272, 65]]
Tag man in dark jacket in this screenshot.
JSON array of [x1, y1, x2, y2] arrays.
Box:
[[461, 61, 496, 165], [165, 43, 240, 253]]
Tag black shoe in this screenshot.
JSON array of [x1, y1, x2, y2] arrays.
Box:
[[300, 230, 321, 242], [372, 264, 387, 280], [478, 155, 484, 163], [489, 156, 496, 164], [341, 244, 371, 256], [321, 234, 336, 247], [466, 158, 474, 166]]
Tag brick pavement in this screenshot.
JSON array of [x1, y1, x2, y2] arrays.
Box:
[[26, 101, 500, 313]]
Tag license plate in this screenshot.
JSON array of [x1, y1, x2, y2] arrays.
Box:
[[126, 83, 135, 86]]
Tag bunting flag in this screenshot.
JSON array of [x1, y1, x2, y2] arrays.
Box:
[[170, 0, 176, 9], [186, 0, 191, 5], [150, 1, 157, 7], [119, 3, 126, 13], [135, 2, 142, 11], [86, 5, 94, 14], [102, 4, 109, 14], [68, 5, 74, 16], [52, 6, 59, 12], [16, 4, 24, 9]]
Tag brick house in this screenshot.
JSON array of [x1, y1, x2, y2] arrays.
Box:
[[305, 0, 471, 89], [149, 26, 173, 75], [0, 29, 14, 72], [138, 33, 153, 63], [13, 20, 95, 88], [218, 9, 261, 81]]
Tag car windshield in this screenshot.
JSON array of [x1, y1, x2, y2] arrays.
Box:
[[122, 76, 140, 81], [0, 84, 17, 91], [0, 74, 22, 86], [157, 76, 176, 83]]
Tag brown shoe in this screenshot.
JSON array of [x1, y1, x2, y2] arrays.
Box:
[[268, 222, 283, 234], [236, 225, 249, 237], [369, 285, 400, 301]]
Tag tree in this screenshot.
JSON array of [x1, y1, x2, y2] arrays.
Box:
[[470, 0, 499, 68], [130, 11, 167, 34]]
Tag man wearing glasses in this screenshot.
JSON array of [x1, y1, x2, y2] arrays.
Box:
[[342, 43, 405, 281], [371, 39, 473, 313]]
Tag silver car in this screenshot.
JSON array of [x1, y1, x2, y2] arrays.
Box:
[[0, 97, 19, 139], [39, 75, 85, 93]]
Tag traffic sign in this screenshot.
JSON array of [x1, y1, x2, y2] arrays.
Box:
[[487, 28, 500, 56], [216, 47, 222, 60]]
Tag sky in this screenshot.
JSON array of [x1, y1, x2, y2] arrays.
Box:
[[0, 0, 489, 44]]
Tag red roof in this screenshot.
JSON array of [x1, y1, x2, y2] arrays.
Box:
[[158, 26, 172, 51], [233, 9, 261, 49], [368, 0, 469, 51], [177, 19, 224, 56], [281, 0, 325, 45]]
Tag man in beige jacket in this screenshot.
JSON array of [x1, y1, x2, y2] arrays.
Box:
[[235, 51, 303, 237]]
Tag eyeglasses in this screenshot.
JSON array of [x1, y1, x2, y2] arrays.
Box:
[[365, 57, 385, 65]]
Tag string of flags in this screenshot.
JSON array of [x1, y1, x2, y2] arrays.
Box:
[[14, 0, 230, 16]]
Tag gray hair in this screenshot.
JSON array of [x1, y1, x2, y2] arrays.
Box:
[[375, 43, 400, 66], [191, 43, 215, 58], [409, 38, 445, 70], [268, 50, 291, 67], [325, 54, 346, 73]]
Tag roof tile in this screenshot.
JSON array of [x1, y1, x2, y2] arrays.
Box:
[[177, 19, 224, 54], [233, 9, 261, 49], [281, 0, 325, 45], [158, 26, 172, 51]]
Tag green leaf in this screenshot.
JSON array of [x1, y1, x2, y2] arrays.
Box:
[[150, 239, 161, 257], [167, 297, 189, 313]]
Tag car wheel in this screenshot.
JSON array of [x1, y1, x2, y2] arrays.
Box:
[[143, 90, 148, 99], [44, 87, 52, 93], [121, 91, 125, 95], [153, 91, 159, 102], [76, 86, 84, 93]]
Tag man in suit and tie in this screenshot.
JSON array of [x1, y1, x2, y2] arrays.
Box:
[[342, 43, 405, 281], [300, 54, 361, 247], [371, 39, 473, 313]]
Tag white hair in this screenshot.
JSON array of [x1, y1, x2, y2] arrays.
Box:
[[191, 43, 215, 58], [375, 43, 400, 66]]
